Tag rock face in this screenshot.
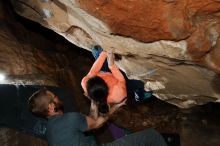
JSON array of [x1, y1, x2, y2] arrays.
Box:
[[0, 2, 92, 114], [10, 0, 220, 108]]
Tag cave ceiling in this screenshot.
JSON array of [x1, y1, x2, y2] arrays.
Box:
[[7, 0, 220, 108]]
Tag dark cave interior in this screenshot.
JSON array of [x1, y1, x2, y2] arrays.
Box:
[[0, 1, 220, 146]]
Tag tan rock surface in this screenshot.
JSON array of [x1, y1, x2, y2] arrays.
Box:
[[9, 0, 220, 108]]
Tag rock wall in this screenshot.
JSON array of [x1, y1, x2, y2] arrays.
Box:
[[10, 0, 220, 108], [0, 2, 92, 113]]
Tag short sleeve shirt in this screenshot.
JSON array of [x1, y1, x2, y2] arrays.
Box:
[[47, 112, 97, 146]]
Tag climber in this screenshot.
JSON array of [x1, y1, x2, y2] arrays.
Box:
[[81, 45, 153, 117]]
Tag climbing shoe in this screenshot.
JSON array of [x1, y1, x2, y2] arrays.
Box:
[[134, 89, 152, 102], [91, 45, 103, 59]]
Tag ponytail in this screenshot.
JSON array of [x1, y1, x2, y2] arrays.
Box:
[[87, 76, 109, 114], [98, 102, 109, 114]]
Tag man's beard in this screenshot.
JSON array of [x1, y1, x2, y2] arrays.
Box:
[[53, 100, 64, 112]]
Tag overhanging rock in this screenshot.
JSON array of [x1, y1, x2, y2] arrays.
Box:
[[10, 0, 220, 108]]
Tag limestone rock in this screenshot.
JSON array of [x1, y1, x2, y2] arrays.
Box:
[[10, 0, 220, 108]]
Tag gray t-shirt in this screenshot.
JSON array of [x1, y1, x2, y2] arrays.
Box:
[[47, 112, 97, 146]]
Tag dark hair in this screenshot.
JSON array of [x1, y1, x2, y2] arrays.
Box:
[[86, 76, 109, 114], [98, 102, 109, 114], [28, 88, 50, 118]]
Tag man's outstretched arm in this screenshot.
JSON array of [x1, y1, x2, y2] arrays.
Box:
[[85, 99, 126, 130], [89, 100, 99, 120]]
